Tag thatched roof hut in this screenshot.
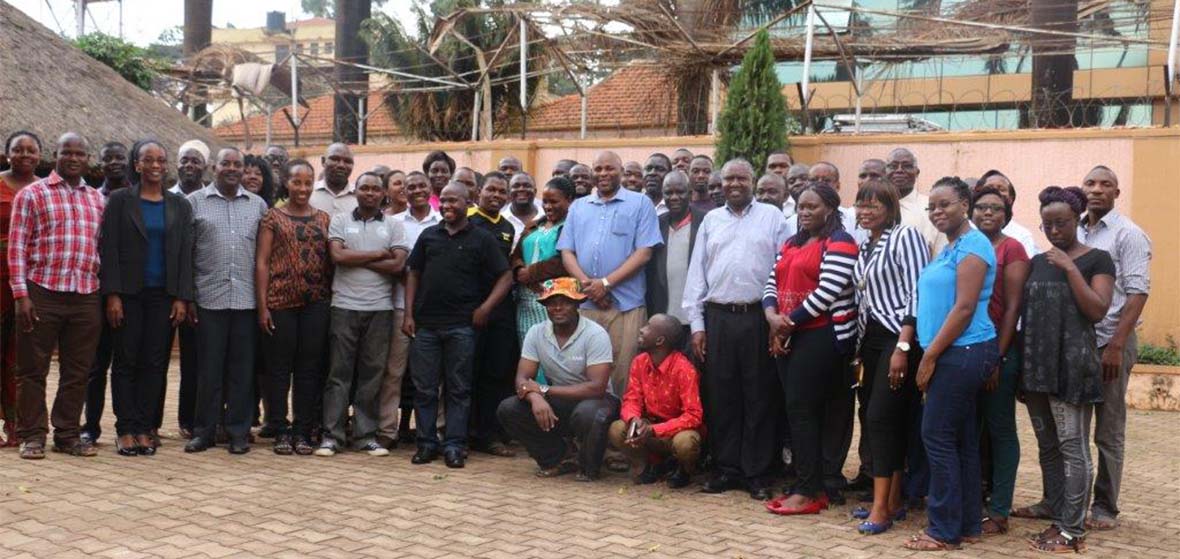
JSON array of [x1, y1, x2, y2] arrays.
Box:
[[0, 1, 218, 156]]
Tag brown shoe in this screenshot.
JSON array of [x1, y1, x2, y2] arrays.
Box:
[[19, 441, 46, 460], [53, 440, 97, 457]]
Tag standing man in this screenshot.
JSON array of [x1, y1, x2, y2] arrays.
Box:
[[765, 151, 795, 216], [377, 172, 441, 449], [552, 159, 577, 179], [317, 172, 408, 457], [886, 148, 945, 254], [170, 140, 209, 196], [558, 150, 663, 395], [403, 183, 512, 468], [645, 171, 705, 337], [502, 173, 541, 246], [788, 161, 865, 244], [183, 148, 268, 455], [263, 145, 289, 181], [671, 148, 693, 173], [1080, 165, 1151, 530], [688, 155, 715, 212], [683, 158, 790, 499], [754, 173, 788, 210], [310, 143, 357, 216], [857, 159, 887, 189], [8, 132, 105, 459], [706, 171, 725, 208], [498, 155, 523, 178], [81, 141, 130, 445], [171, 141, 208, 438], [569, 164, 594, 198], [622, 161, 644, 193], [642, 153, 672, 216]]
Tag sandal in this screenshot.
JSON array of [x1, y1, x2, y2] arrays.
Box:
[[116, 435, 140, 457], [1030, 531, 1086, 554], [1085, 515, 1117, 531], [1012, 503, 1053, 520], [1027, 524, 1061, 543], [53, 440, 97, 457], [273, 434, 294, 455], [136, 434, 157, 456], [293, 437, 315, 456], [19, 441, 45, 460], [535, 462, 578, 478], [981, 516, 1009, 535], [902, 532, 961, 551]]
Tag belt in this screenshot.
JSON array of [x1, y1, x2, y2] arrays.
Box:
[[706, 301, 762, 314]]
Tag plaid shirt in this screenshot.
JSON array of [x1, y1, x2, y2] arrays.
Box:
[[6, 170, 105, 298], [187, 184, 268, 310]]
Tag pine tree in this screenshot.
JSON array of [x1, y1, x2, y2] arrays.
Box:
[[714, 29, 789, 173]]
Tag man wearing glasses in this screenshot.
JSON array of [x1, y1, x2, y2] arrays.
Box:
[[886, 148, 946, 255]]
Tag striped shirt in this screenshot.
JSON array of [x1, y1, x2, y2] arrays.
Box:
[[762, 230, 859, 351], [7, 171, 105, 298], [188, 184, 268, 310], [1079, 209, 1151, 347], [852, 225, 929, 336]]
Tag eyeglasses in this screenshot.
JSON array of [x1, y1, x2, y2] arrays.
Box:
[[854, 202, 884, 211], [974, 203, 1006, 214]]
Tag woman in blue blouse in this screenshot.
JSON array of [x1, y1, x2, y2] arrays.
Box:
[[903, 177, 998, 551]]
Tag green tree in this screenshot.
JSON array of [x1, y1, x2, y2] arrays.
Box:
[[74, 33, 165, 91], [714, 29, 789, 174]]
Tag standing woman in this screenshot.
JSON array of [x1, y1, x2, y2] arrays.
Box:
[[242, 154, 276, 207], [100, 140, 193, 455], [970, 185, 1030, 536], [903, 177, 998, 551], [384, 170, 407, 216], [762, 182, 859, 515], [508, 176, 576, 383], [254, 159, 333, 455], [0, 131, 43, 446], [422, 150, 454, 209], [242, 154, 276, 434], [849, 179, 929, 534], [1021, 187, 1114, 554]]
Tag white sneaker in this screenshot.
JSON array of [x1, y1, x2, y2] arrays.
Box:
[[360, 441, 389, 457], [314, 439, 338, 457]]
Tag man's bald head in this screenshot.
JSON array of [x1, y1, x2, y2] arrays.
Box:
[[650, 313, 683, 347], [594, 150, 622, 169]]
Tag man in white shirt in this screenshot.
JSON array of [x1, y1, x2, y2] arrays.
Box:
[[309, 143, 358, 216], [500, 173, 543, 248], [976, 170, 1040, 255], [888, 148, 947, 255]]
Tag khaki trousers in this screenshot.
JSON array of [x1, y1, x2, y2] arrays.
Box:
[[581, 306, 646, 395], [608, 419, 701, 474]]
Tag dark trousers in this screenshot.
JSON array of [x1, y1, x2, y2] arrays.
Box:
[[497, 394, 619, 476], [411, 325, 475, 451], [778, 325, 854, 496], [824, 365, 856, 491], [176, 322, 198, 431], [14, 283, 101, 445], [904, 391, 930, 501], [110, 289, 174, 436], [264, 301, 330, 438], [323, 308, 391, 446], [471, 317, 519, 447], [922, 340, 998, 544], [193, 308, 256, 443], [81, 304, 114, 440], [703, 305, 779, 483], [859, 321, 919, 477]]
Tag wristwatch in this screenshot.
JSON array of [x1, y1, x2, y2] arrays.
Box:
[[538, 384, 550, 396], [895, 341, 912, 353], [601, 277, 612, 290]]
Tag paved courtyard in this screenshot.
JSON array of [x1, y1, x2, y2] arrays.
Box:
[[2, 364, 1179, 559]]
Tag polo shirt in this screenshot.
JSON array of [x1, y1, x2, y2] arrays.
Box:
[[310, 180, 358, 216], [328, 209, 408, 311], [407, 221, 510, 329], [555, 187, 663, 312], [521, 316, 614, 396], [469, 207, 515, 259]]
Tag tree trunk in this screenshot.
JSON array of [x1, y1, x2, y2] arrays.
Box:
[[1027, 0, 1079, 128], [184, 0, 212, 126], [334, 0, 371, 144]]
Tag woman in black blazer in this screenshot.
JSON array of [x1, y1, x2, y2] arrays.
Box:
[[100, 139, 194, 456]]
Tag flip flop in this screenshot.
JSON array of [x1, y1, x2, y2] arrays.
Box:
[[902, 532, 961, 552]]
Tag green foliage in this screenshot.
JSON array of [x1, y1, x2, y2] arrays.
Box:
[[714, 29, 790, 175], [1139, 336, 1180, 366], [74, 33, 165, 91]]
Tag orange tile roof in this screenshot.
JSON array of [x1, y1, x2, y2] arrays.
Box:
[[214, 91, 399, 143], [527, 65, 679, 131]]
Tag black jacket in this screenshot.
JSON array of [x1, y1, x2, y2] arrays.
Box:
[[644, 207, 707, 316], [100, 185, 195, 300]]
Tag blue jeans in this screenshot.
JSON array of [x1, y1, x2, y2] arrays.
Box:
[[410, 325, 476, 451], [922, 339, 999, 544]]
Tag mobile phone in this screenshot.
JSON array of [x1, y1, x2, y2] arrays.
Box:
[[627, 420, 639, 439]]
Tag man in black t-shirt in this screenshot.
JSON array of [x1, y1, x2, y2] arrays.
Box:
[[403, 182, 512, 468]]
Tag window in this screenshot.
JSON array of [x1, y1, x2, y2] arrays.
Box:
[[275, 44, 290, 61], [310, 42, 319, 56]]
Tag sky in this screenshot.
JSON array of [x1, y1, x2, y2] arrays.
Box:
[[8, 0, 419, 46]]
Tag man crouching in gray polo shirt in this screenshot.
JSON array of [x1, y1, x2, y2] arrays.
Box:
[[316, 172, 409, 457]]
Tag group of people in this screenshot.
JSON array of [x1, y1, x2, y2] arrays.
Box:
[[0, 130, 1152, 554]]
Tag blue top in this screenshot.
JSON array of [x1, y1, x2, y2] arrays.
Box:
[[916, 228, 996, 348], [556, 187, 663, 312], [141, 198, 167, 288]]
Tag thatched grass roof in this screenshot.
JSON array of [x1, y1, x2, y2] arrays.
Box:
[[0, 1, 218, 155]]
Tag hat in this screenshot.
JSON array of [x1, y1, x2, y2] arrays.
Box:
[[537, 277, 587, 303], [178, 139, 210, 162]]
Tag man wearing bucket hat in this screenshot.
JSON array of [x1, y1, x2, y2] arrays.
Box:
[[497, 277, 618, 481]]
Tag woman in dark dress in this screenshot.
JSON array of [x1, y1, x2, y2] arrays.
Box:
[[1020, 186, 1115, 554]]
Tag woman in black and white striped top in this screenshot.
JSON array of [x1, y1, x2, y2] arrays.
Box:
[[849, 179, 929, 535]]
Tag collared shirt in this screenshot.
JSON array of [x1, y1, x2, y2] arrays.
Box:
[[390, 208, 441, 310], [170, 181, 206, 196], [899, 189, 948, 256], [619, 350, 703, 438], [521, 316, 614, 395], [665, 219, 692, 324], [786, 206, 869, 246], [329, 209, 408, 311], [469, 207, 515, 259], [1080, 208, 1152, 346], [653, 198, 668, 217], [407, 221, 510, 329], [500, 199, 544, 249], [853, 225, 929, 336], [309, 180, 358, 216], [1003, 220, 1040, 256], [556, 187, 663, 312], [781, 196, 796, 219], [683, 200, 790, 333], [7, 171, 105, 298], [188, 184, 268, 310]]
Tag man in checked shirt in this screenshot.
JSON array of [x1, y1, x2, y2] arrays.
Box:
[[7, 132, 105, 460]]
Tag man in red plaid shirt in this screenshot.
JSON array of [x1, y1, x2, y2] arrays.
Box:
[[7, 132, 105, 459]]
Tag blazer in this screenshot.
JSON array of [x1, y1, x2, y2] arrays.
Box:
[[100, 184, 195, 300], [508, 217, 568, 293], [645, 207, 707, 315]]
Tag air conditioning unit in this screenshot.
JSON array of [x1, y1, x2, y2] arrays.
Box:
[[823, 114, 943, 134]]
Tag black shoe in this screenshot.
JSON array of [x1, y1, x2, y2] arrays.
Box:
[[444, 448, 465, 469], [412, 446, 438, 464], [634, 464, 661, 485], [701, 474, 743, 494], [750, 485, 774, 501], [257, 424, 278, 439], [184, 437, 213, 453], [847, 473, 873, 492], [228, 440, 250, 455], [376, 435, 398, 450], [825, 487, 847, 506], [667, 466, 691, 489]]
